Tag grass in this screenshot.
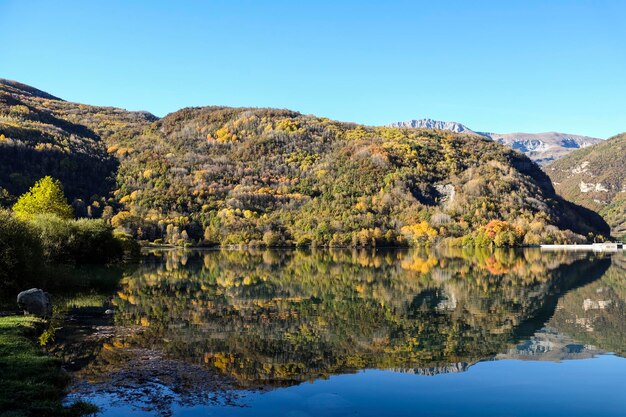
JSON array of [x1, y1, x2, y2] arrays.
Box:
[[0, 316, 97, 417], [58, 294, 109, 309]]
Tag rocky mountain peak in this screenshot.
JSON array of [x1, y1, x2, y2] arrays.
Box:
[[388, 118, 478, 134]]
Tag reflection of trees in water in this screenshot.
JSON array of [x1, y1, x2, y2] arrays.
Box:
[[74, 248, 612, 387]]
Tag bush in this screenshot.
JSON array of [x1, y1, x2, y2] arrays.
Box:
[[114, 230, 141, 260], [0, 210, 42, 287], [27, 214, 72, 262], [28, 214, 124, 263], [72, 218, 124, 263]]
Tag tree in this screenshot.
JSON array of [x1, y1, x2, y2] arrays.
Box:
[[12, 176, 74, 220], [400, 221, 438, 245]]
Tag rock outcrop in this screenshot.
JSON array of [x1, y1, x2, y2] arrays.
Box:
[[17, 288, 52, 317]]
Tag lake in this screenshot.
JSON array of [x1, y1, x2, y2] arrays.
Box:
[[54, 248, 625, 416]]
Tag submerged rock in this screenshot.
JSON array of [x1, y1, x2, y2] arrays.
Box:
[[17, 288, 52, 317]]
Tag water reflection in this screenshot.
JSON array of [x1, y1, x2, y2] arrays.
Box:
[[58, 248, 625, 395], [548, 254, 626, 356]]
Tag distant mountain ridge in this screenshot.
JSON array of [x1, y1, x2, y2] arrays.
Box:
[[488, 132, 602, 165], [389, 118, 603, 165], [389, 119, 476, 134]]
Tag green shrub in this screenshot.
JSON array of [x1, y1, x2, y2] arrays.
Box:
[[27, 214, 74, 262], [72, 218, 124, 263], [28, 215, 123, 264], [113, 230, 141, 260], [0, 210, 42, 287]]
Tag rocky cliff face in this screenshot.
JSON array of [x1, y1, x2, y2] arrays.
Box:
[[388, 119, 478, 134]]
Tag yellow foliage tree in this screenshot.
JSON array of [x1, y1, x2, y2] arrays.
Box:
[[400, 221, 438, 245], [12, 176, 74, 220]]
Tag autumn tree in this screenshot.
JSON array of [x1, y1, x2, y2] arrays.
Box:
[[12, 176, 74, 220]]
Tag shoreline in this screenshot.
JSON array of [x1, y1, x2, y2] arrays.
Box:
[[0, 315, 97, 416], [141, 243, 626, 252]]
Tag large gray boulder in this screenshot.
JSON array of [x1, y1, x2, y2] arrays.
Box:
[[17, 288, 52, 317]]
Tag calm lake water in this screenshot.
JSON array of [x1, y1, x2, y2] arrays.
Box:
[[55, 248, 625, 417]]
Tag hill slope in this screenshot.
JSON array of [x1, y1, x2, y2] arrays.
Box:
[[546, 133, 626, 238], [389, 119, 602, 165], [0, 78, 156, 215], [0, 80, 610, 246], [109, 107, 608, 246]]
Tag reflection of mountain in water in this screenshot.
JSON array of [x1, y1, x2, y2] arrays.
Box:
[[393, 362, 470, 376], [497, 327, 603, 361], [547, 253, 626, 356], [58, 249, 618, 391]]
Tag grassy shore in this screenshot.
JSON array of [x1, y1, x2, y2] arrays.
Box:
[[0, 315, 96, 417]]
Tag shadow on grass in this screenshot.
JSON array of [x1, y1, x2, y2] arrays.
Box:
[[0, 316, 98, 417]]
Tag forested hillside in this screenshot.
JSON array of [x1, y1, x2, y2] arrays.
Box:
[[0, 79, 610, 246], [0, 79, 155, 217], [546, 133, 626, 239]]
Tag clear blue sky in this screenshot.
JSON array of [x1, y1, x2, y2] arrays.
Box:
[[1, 0, 624, 138]]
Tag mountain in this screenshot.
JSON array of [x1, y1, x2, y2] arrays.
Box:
[[488, 132, 602, 165], [389, 119, 603, 165], [546, 133, 626, 239], [388, 118, 477, 134], [0, 79, 610, 246]]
